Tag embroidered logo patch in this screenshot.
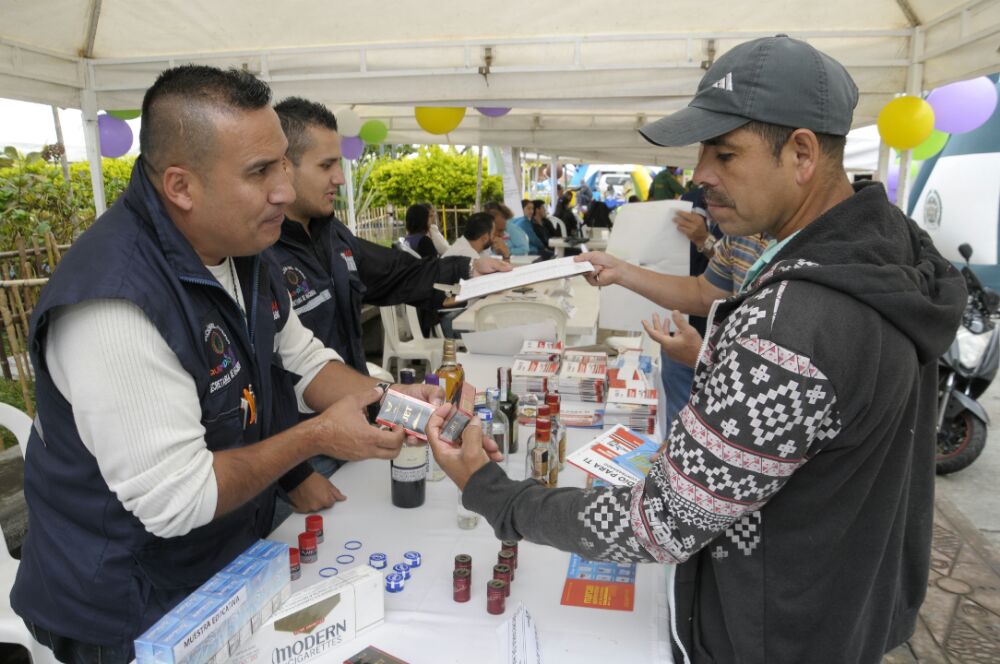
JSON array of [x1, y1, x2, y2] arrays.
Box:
[[271, 298, 281, 321], [204, 322, 242, 393], [341, 249, 358, 272], [282, 265, 316, 308]]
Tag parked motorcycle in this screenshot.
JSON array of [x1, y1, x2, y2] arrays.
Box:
[[936, 243, 1000, 474]]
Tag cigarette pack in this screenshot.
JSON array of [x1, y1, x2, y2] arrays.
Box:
[[375, 389, 436, 440], [440, 381, 477, 444], [135, 540, 291, 664], [230, 565, 385, 664]]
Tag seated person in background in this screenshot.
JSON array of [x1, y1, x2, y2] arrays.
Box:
[[481, 201, 513, 259], [404, 204, 439, 258], [443, 212, 495, 260], [422, 202, 451, 255], [554, 191, 580, 236], [492, 200, 530, 256], [511, 200, 552, 257], [533, 198, 559, 241], [584, 200, 613, 228]]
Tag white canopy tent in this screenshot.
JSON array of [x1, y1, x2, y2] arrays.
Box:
[[2, 0, 999, 214]]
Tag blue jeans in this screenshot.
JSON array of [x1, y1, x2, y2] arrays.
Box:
[[270, 455, 347, 532], [22, 620, 132, 664], [661, 352, 695, 436]]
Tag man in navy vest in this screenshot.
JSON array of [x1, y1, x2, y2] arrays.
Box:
[[267, 98, 508, 511], [11, 65, 444, 662]]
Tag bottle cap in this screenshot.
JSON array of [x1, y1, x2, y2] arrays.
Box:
[[289, 548, 300, 565], [424, 374, 440, 386], [403, 551, 422, 568], [393, 562, 412, 580], [385, 573, 405, 592], [369, 553, 388, 569], [475, 407, 492, 422], [305, 514, 323, 531], [537, 405, 551, 417]]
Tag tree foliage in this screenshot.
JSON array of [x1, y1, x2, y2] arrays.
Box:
[[0, 146, 133, 251], [367, 146, 502, 208]]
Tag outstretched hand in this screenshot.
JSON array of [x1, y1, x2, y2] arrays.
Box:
[[575, 251, 627, 288], [426, 405, 503, 490], [642, 310, 704, 368], [314, 388, 405, 460]]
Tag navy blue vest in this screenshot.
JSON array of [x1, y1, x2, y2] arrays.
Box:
[[267, 216, 369, 375], [11, 160, 292, 647]]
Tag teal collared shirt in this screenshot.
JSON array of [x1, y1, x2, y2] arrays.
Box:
[[740, 231, 800, 293]]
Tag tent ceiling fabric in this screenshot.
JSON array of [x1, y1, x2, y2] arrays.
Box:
[[1, 0, 999, 165]]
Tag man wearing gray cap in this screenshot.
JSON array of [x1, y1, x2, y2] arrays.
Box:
[[424, 36, 967, 663]]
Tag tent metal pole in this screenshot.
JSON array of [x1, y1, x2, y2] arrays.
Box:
[[80, 89, 107, 217], [344, 159, 357, 234], [475, 144, 483, 211], [549, 156, 558, 213], [896, 28, 925, 211]]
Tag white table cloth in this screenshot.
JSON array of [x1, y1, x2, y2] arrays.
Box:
[[270, 353, 674, 663]]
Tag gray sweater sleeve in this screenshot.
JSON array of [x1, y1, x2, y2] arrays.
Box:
[[462, 292, 842, 564]]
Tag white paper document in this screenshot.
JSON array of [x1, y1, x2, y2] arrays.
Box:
[[497, 603, 543, 664], [600, 200, 694, 332], [457, 257, 594, 302]]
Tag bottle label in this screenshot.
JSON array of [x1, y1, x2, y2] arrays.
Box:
[[392, 445, 428, 482]]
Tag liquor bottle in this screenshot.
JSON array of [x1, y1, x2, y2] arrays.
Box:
[[546, 392, 567, 471], [436, 339, 465, 402], [485, 387, 509, 464], [399, 367, 416, 384], [525, 406, 552, 486], [423, 373, 446, 481], [391, 441, 427, 508], [497, 368, 519, 453]]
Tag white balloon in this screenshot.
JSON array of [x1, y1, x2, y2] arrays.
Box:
[[335, 107, 362, 137]]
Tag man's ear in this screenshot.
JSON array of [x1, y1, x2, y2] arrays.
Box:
[[788, 129, 820, 186], [161, 166, 196, 212]]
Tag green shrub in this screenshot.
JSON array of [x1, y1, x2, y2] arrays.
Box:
[[368, 146, 502, 208]]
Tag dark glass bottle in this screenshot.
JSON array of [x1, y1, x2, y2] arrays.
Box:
[[498, 367, 519, 453], [391, 442, 427, 508]]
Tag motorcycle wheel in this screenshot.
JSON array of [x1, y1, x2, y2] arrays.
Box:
[[936, 411, 988, 475]]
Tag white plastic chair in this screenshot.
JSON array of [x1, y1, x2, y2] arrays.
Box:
[[366, 362, 395, 383], [547, 215, 567, 238], [0, 406, 54, 664], [379, 305, 443, 375], [0, 403, 31, 458], [474, 301, 567, 342]]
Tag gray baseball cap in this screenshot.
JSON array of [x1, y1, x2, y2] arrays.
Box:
[[640, 35, 859, 147]]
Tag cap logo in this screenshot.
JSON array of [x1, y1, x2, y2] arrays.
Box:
[[711, 72, 734, 92]]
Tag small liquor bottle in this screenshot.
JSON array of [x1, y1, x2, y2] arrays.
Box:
[[436, 339, 465, 401], [497, 368, 519, 453]]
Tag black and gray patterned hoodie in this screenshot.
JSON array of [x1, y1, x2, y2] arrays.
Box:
[[463, 182, 967, 664]]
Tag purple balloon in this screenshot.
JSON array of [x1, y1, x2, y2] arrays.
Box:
[[341, 135, 365, 160], [927, 77, 998, 134], [98, 114, 133, 158], [475, 107, 512, 118]]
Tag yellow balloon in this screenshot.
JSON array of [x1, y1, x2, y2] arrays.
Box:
[[415, 107, 466, 135], [877, 96, 935, 150]]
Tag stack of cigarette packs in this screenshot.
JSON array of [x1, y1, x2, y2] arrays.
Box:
[[135, 539, 291, 664]]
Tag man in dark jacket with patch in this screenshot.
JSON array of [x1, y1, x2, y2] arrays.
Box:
[[267, 98, 508, 516], [426, 35, 967, 663]]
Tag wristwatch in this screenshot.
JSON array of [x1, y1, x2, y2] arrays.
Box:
[[698, 235, 717, 254]]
